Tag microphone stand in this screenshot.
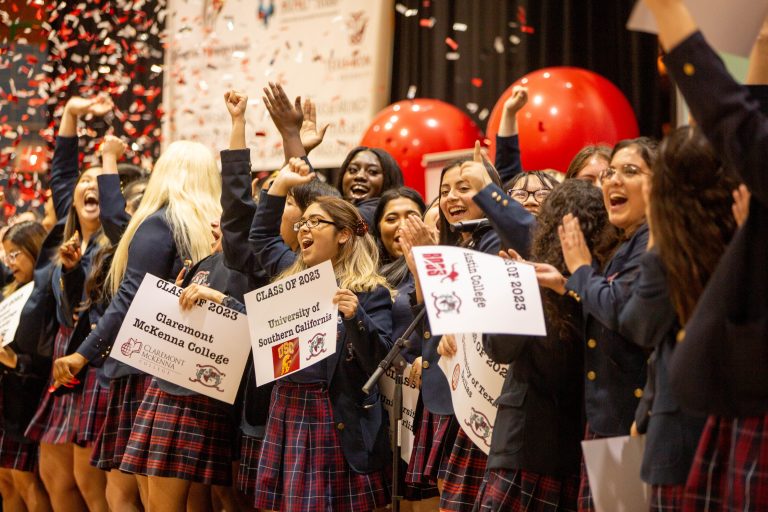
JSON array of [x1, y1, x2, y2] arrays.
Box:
[[363, 307, 426, 512]]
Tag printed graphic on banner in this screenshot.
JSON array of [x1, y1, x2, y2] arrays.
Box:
[[438, 332, 508, 455], [109, 274, 251, 404], [162, 0, 394, 169], [412, 246, 546, 336], [378, 363, 420, 464], [0, 281, 34, 347], [244, 260, 337, 386]]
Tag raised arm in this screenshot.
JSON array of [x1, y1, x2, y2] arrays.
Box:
[[98, 135, 130, 243], [495, 86, 528, 182], [263, 82, 306, 163]]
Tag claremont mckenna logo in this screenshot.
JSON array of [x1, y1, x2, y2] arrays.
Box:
[[465, 407, 494, 447], [189, 364, 226, 392], [120, 338, 142, 357]]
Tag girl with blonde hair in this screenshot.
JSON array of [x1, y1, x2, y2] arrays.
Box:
[[52, 139, 221, 512]]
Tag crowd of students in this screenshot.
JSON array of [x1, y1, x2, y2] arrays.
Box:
[[0, 0, 766, 511]]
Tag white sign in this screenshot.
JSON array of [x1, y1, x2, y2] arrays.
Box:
[[109, 275, 251, 404], [582, 435, 651, 512], [628, 0, 768, 57], [411, 246, 546, 336], [162, 0, 394, 169], [244, 260, 337, 386], [378, 363, 419, 464], [0, 282, 34, 347], [438, 332, 508, 455]]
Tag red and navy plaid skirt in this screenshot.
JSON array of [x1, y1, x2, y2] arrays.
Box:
[[683, 413, 768, 511], [405, 406, 458, 485], [650, 484, 684, 511], [473, 468, 579, 511], [0, 428, 37, 472], [252, 381, 390, 512], [439, 427, 488, 511], [24, 326, 80, 444], [74, 367, 109, 446], [89, 373, 151, 470], [236, 433, 262, 497], [120, 379, 234, 485], [578, 424, 601, 512]]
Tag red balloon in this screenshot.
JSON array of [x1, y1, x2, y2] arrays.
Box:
[[487, 67, 639, 173], [361, 99, 484, 196]]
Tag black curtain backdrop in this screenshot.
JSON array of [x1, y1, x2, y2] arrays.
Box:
[[391, 0, 669, 139]]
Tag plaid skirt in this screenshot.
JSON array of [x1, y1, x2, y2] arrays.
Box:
[[0, 428, 37, 472], [473, 468, 579, 512], [90, 373, 151, 470], [650, 484, 684, 511], [405, 406, 458, 485], [120, 379, 234, 485], [683, 413, 768, 511], [236, 433, 262, 497], [74, 367, 109, 446], [24, 326, 79, 444], [440, 427, 488, 511], [252, 381, 390, 512], [578, 424, 601, 512]]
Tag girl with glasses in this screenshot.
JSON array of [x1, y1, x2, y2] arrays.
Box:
[[506, 171, 559, 216]]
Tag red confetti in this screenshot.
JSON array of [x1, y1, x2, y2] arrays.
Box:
[[445, 37, 459, 51], [521, 26, 535, 34], [471, 78, 483, 88]]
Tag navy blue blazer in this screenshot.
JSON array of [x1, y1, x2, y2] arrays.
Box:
[[248, 190, 394, 473], [97, 173, 131, 246], [619, 251, 705, 485], [484, 309, 584, 477], [77, 209, 183, 379], [420, 227, 502, 416], [390, 273, 422, 364], [565, 224, 649, 436], [665, 32, 768, 416], [495, 134, 523, 184], [473, 183, 536, 258]]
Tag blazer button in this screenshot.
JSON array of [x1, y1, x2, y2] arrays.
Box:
[[91, 323, 97, 330], [491, 191, 499, 199], [676, 329, 685, 343], [424, 331, 431, 339], [587, 371, 596, 381], [587, 339, 597, 349], [502, 199, 509, 206], [634, 388, 644, 398], [683, 63, 695, 76], [336, 422, 345, 431], [422, 360, 430, 369]]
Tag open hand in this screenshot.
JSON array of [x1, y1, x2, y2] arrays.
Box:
[[558, 214, 592, 274], [300, 98, 329, 153], [263, 82, 302, 135]]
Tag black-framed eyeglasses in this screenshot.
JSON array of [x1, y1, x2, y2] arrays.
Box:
[[508, 188, 551, 203], [293, 217, 338, 232], [599, 164, 646, 184]]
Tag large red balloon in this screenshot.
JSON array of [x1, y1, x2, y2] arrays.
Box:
[[361, 99, 484, 196], [487, 67, 639, 173]]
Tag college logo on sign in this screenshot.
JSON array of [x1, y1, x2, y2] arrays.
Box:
[[272, 338, 300, 378], [306, 332, 328, 361], [432, 292, 462, 317], [346, 11, 368, 45], [465, 407, 494, 447], [189, 364, 226, 392], [422, 253, 459, 282], [120, 338, 142, 358]]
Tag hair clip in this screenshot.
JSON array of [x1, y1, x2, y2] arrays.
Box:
[[353, 219, 368, 237]]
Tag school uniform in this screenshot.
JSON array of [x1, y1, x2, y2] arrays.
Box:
[[0, 135, 78, 468], [76, 208, 184, 470], [618, 251, 706, 511], [495, 134, 523, 184], [564, 224, 650, 512], [248, 185, 392, 511], [661, 32, 768, 511], [473, 303, 584, 512]]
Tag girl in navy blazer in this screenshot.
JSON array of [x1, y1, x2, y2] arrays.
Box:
[[51, 140, 222, 511], [250, 160, 393, 511], [478, 179, 616, 511]]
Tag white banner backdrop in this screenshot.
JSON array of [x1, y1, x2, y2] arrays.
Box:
[[162, 0, 394, 169]]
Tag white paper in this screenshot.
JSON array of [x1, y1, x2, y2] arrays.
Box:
[[582, 435, 652, 512], [378, 363, 419, 464], [244, 260, 338, 386], [438, 332, 507, 455], [0, 282, 34, 347], [109, 274, 251, 404], [628, 0, 768, 57], [412, 246, 546, 336]]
